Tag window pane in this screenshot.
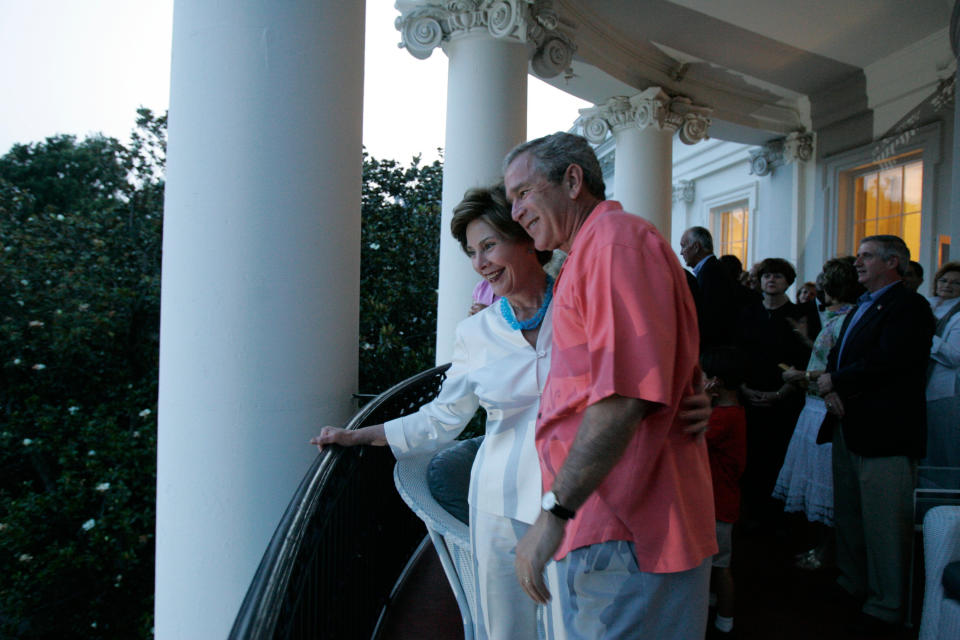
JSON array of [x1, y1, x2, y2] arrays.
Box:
[[904, 161, 923, 213], [878, 215, 900, 236], [847, 156, 922, 259], [715, 205, 749, 267], [904, 213, 921, 260], [855, 176, 867, 222], [862, 174, 878, 220]]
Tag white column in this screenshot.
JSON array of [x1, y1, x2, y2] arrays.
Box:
[[950, 1, 960, 249], [435, 35, 527, 363], [579, 89, 711, 237], [396, 1, 575, 362], [155, 2, 365, 638], [614, 124, 674, 232]]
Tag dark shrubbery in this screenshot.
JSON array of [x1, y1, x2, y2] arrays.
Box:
[[358, 152, 442, 394], [0, 113, 443, 636], [0, 109, 166, 638]]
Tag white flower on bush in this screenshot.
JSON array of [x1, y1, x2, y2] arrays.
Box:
[[19, 279, 28, 286], [18, 553, 33, 563], [28, 320, 44, 327], [68, 406, 80, 415], [78, 303, 90, 311], [88, 450, 96, 456], [22, 438, 32, 446], [13, 358, 21, 365], [95, 482, 111, 492], [138, 408, 151, 418], [81, 519, 96, 532], [32, 363, 46, 370], [56, 214, 64, 221]]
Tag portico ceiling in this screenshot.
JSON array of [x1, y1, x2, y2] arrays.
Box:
[[548, 0, 953, 144]]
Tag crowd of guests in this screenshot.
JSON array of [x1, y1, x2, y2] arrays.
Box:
[[308, 131, 959, 639], [681, 226, 960, 637]]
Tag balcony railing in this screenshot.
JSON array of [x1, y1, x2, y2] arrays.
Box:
[[229, 364, 451, 640]]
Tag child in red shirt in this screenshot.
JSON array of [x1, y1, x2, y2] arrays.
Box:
[[702, 346, 748, 638]]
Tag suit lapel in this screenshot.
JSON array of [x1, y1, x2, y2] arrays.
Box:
[[838, 283, 903, 366]]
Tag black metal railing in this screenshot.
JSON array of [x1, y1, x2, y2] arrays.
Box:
[[230, 364, 451, 640]]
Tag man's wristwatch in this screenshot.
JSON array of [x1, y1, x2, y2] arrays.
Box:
[[541, 491, 576, 520]]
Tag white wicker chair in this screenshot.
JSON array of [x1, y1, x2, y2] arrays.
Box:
[[394, 448, 478, 640], [919, 505, 960, 640]]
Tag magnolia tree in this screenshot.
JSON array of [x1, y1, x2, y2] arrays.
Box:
[[0, 112, 443, 636], [358, 152, 442, 393]]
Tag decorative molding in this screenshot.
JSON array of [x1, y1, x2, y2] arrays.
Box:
[[395, 0, 576, 78], [748, 131, 814, 176], [672, 180, 695, 204], [576, 87, 712, 145]]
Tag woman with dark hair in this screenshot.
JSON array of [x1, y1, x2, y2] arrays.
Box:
[[737, 257, 812, 529], [924, 261, 960, 467], [775, 257, 863, 568], [311, 184, 560, 639]]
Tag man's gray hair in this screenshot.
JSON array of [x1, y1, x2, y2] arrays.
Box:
[[503, 132, 606, 200], [861, 234, 910, 276], [685, 226, 714, 253]]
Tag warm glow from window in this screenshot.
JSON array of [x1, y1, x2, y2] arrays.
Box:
[[853, 159, 922, 260], [715, 205, 749, 265]]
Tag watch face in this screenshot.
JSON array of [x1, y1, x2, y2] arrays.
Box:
[[542, 491, 557, 511]]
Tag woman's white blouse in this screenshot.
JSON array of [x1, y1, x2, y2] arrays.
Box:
[[384, 303, 552, 524], [926, 296, 960, 400]]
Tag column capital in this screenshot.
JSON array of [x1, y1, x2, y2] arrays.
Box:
[[577, 87, 712, 145], [395, 0, 575, 78], [749, 131, 814, 176], [672, 180, 695, 204]]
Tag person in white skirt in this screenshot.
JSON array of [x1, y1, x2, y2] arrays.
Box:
[[924, 261, 960, 469], [775, 257, 863, 569]]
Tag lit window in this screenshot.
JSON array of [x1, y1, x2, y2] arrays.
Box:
[[852, 159, 922, 260], [714, 203, 749, 266]]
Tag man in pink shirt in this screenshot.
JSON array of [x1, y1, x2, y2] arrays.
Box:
[[504, 133, 716, 639]]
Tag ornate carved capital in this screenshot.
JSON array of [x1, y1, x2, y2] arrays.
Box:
[[672, 180, 695, 204], [395, 0, 576, 78], [576, 87, 712, 145], [749, 131, 814, 176]]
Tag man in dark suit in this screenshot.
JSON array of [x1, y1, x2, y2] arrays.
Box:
[[817, 235, 934, 634], [679, 226, 738, 349]]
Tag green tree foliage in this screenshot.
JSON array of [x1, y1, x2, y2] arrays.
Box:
[[0, 109, 166, 639], [0, 114, 444, 636], [359, 152, 442, 394]]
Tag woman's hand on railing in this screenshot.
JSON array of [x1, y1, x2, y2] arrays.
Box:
[[309, 424, 387, 452]]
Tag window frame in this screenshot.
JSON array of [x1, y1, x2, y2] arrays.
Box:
[[702, 181, 759, 268], [823, 122, 941, 265]]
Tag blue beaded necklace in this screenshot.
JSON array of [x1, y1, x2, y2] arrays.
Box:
[[500, 274, 554, 331]]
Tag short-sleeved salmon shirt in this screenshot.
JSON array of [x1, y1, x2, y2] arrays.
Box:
[[538, 201, 717, 573]]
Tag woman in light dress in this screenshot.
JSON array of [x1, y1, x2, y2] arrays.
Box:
[[775, 257, 863, 568], [313, 184, 559, 640], [924, 261, 960, 468]]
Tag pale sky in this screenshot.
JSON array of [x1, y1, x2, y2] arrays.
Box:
[[0, 0, 590, 163]]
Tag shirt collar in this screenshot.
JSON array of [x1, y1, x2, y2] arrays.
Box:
[[569, 200, 622, 255], [692, 254, 712, 276], [860, 280, 899, 304]]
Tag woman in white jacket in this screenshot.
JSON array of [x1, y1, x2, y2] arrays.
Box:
[[925, 261, 960, 467]]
